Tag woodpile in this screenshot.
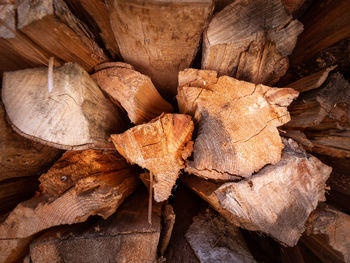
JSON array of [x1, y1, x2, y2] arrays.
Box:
[[0, 0, 349, 262]]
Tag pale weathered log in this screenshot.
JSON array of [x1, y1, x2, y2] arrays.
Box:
[[2, 62, 126, 150], [16, 0, 109, 72], [186, 208, 256, 263], [111, 113, 194, 202], [0, 150, 139, 263], [202, 0, 303, 86], [286, 72, 350, 158], [177, 68, 299, 180], [0, 101, 61, 181], [65, 0, 120, 58], [183, 139, 332, 246], [29, 188, 161, 263], [92, 62, 173, 124], [302, 205, 350, 263], [107, 0, 214, 98]]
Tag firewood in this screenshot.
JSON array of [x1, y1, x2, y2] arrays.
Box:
[[159, 203, 176, 256], [202, 0, 303, 86], [92, 62, 173, 124], [107, 0, 214, 98], [0, 101, 61, 182], [290, 0, 350, 66], [302, 205, 350, 263], [29, 188, 161, 263], [0, 237, 31, 263], [16, 0, 109, 72], [183, 138, 332, 246], [286, 72, 350, 158], [111, 113, 194, 202], [177, 68, 299, 180], [186, 208, 256, 263], [64, 0, 120, 59], [0, 150, 139, 263], [283, 0, 305, 14], [2, 62, 126, 150]]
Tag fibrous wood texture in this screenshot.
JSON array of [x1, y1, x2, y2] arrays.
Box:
[[177, 68, 299, 180], [0, 150, 139, 263], [0, 101, 61, 181], [184, 139, 332, 246], [202, 0, 303, 86], [111, 113, 194, 202], [107, 0, 214, 98], [29, 188, 161, 263], [2, 63, 126, 150], [286, 72, 350, 158], [186, 208, 256, 263], [92, 62, 173, 124], [302, 205, 350, 263], [17, 0, 108, 72]]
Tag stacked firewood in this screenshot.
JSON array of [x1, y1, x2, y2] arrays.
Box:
[[0, 0, 349, 262]]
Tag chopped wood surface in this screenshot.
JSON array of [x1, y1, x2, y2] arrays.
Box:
[[186, 208, 256, 263], [29, 188, 161, 263], [111, 113, 194, 202], [202, 0, 303, 86], [17, 0, 108, 72], [159, 203, 176, 256], [177, 68, 299, 180], [92, 62, 173, 124], [184, 138, 332, 246], [2, 62, 126, 150], [108, 0, 214, 98]]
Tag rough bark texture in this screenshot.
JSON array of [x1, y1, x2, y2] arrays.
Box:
[[92, 62, 173, 124], [177, 68, 299, 180], [286, 72, 350, 158], [2, 63, 126, 150], [0, 150, 139, 262], [107, 0, 214, 98], [0, 101, 61, 182], [302, 205, 350, 263], [202, 0, 303, 86], [186, 208, 256, 263], [184, 139, 332, 246], [17, 0, 109, 72], [111, 113, 194, 202], [29, 188, 161, 263]]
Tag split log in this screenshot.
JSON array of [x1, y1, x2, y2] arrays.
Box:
[[16, 0, 109, 72], [159, 204, 176, 256], [186, 208, 256, 263], [29, 188, 161, 263], [2, 62, 126, 150], [302, 205, 350, 263], [282, 0, 305, 15], [177, 68, 299, 180], [285, 72, 350, 158], [111, 113, 194, 202], [0, 101, 61, 181], [0, 150, 139, 262], [65, 0, 120, 58], [92, 62, 173, 124], [202, 0, 303, 86], [107, 0, 214, 98], [183, 138, 332, 246]]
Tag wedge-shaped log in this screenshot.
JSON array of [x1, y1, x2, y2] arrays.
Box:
[[0, 150, 139, 263], [286, 72, 350, 158], [177, 68, 299, 180], [302, 205, 350, 263], [107, 0, 214, 98], [29, 188, 161, 263], [2, 63, 126, 150], [186, 208, 256, 263], [111, 113, 194, 202], [183, 139, 332, 246], [0, 101, 61, 182], [17, 0, 108, 72], [202, 0, 303, 86], [92, 62, 173, 124]]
